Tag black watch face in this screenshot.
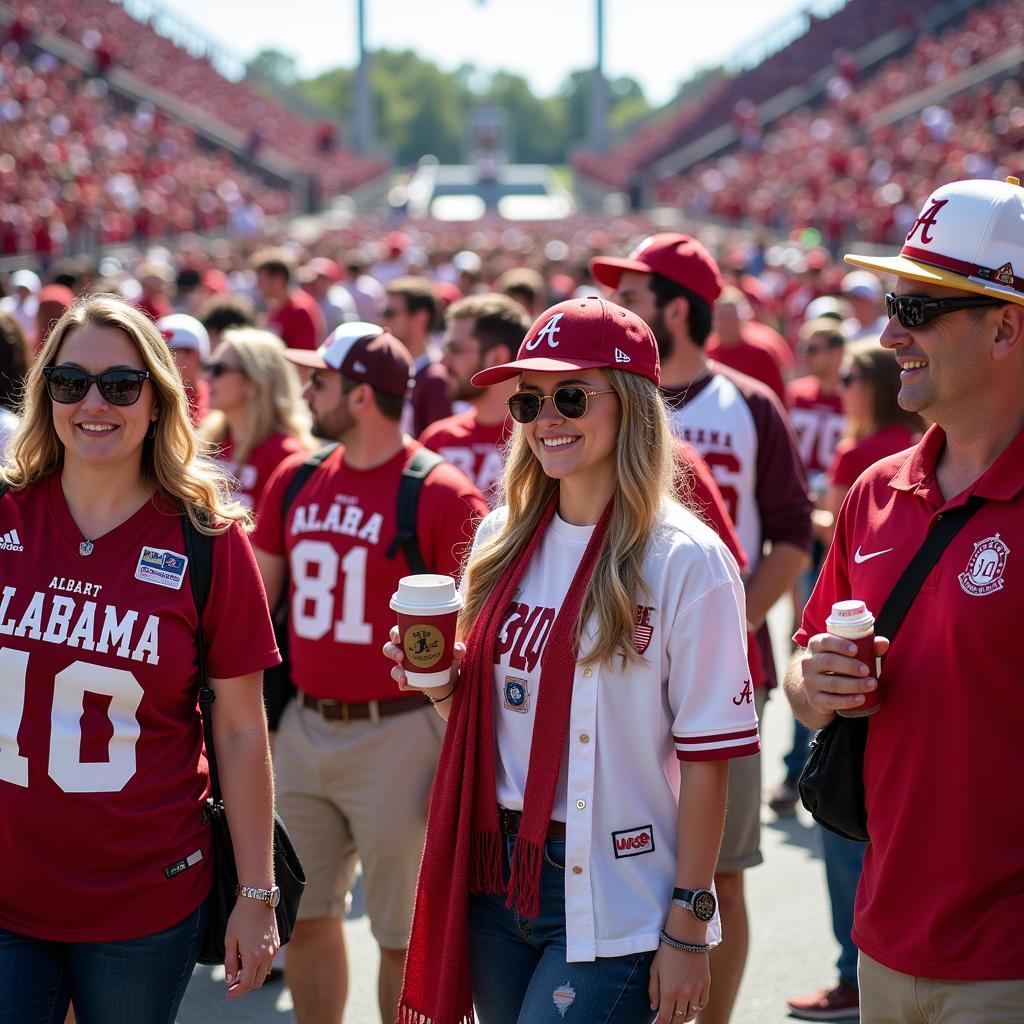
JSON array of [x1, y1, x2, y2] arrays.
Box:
[[692, 890, 716, 922]]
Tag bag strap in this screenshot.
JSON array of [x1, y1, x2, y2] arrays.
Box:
[[385, 447, 444, 573], [873, 495, 986, 641], [0, 482, 8, 499], [281, 443, 339, 517], [181, 511, 221, 802]]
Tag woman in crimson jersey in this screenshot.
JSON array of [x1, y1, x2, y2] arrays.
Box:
[[386, 298, 758, 1024], [201, 327, 314, 516], [0, 295, 281, 1022]]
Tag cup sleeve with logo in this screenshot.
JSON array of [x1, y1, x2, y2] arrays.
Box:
[[201, 521, 281, 680], [666, 548, 761, 762]]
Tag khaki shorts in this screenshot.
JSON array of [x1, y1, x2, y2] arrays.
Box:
[[274, 698, 444, 949], [716, 687, 767, 874], [859, 951, 1024, 1023]]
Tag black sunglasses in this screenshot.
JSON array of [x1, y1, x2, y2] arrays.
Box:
[[506, 386, 615, 424], [839, 370, 862, 387], [203, 360, 245, 378], [43, 365, 150, 406], [885, 292, 1006, 329]]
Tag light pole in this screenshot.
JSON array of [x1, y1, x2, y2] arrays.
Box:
[[588, 0, 609, 154], [354, 0, 376, 155]]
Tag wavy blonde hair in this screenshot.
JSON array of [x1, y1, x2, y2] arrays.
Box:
[[201, 327, 313, 463], [460, 368, 679, 667], [0, 293, 246, 534]]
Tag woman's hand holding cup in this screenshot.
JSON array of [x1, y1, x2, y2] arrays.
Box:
[[384, 625, 466, 695]]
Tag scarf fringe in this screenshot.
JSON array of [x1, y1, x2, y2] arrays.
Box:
[[504, 835, 543, 919], [469, 828, 504, 894], [398, 1002, 474, 1024]]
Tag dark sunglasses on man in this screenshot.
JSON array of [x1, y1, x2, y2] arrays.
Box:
[[885, 292, 1006, 330], [42, 365, 150, 406], [506, 385, 615, 424]]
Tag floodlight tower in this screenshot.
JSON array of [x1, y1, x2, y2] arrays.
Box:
[[588, 0, 609, 154], [354, 0, 376, 154]]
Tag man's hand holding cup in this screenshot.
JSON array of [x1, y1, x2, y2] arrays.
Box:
[[800, 632, 890, 722]]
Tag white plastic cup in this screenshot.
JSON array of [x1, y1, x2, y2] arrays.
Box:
[[826, 599, 880, 717], [389, 575, 463, 688]]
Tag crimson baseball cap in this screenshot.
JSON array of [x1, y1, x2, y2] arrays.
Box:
[[590, 233, 724, 307], [845, 176, 1024, 307], [471, 296, 660, 387], [284, 322, 413, 397]]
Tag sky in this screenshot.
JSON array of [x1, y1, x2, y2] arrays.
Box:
[[153, 0, 817, 105]]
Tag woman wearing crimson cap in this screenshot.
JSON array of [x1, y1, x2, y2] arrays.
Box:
[[385, 296, 758, 1024]]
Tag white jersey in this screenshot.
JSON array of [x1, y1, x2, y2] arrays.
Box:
[[474, 501, 758, 961]]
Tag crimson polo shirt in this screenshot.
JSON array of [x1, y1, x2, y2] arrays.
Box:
[[796, 423, 1024, 980]]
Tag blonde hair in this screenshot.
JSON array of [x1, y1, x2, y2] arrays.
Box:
[[201, 327, 313, 463], [0, 293, 246, 534], [460, 369, 678, 667]]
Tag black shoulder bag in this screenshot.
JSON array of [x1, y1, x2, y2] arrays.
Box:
[[798, 495, 985, 842], [181, 514, 306, 966], [262, 444, 445, 729]]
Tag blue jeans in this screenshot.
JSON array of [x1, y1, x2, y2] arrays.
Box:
[[782, 717, 814, 783], [821, 829, 866, 987], [469, 834, 656, 1024], [0, 901, 208, 1024]]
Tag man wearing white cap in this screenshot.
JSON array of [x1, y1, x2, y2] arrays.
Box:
[[840, 271, 887, 341], [156, 312, 210, 426], [250, 322, 488, 1024], [786, 177, 1024, 1022], [0, 269, 41, 339]]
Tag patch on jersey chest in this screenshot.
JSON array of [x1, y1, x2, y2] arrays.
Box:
[[634, 605, 655, 654], [503, 675, 530, 713], [959, 533, 1009, 596], [135, 546, 188, 590]]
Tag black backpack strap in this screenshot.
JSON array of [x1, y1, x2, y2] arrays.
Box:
[[180, 510, 221, 799], [873, 495, 985, 639], [281, 443, 340, 517], [0, 482, 8, 499], [385, 447, 445, 574]]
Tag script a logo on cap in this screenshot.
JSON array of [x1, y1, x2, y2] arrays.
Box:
[[905, 198, 948, 245], [525, 312, 563, 351]]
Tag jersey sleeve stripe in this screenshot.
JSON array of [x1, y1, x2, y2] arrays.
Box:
[[673, 726, 759, 745], [676, 739, 762, 762]]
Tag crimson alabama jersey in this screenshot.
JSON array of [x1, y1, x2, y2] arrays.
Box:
[[214, 431, 312, 514], [418, 409, 511, 506], [0, 475, 279, 941], [253, 441, 488, 703], [786, 375, 846, 481]]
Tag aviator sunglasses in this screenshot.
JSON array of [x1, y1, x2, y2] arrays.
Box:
[[506, 386, 615, 424], [885, 292, 1006, 330], [42, 365, 151, 406]]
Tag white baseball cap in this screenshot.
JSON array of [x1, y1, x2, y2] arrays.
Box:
[[156, 313, 210, 360], [10, 268, 41, 293], [845, 176, 1024, 307]]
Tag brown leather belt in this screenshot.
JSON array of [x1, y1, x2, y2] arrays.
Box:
[[497, 806, 566, 839], [300, 691, 428, 723]]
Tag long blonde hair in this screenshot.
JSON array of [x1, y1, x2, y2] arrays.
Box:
[[0, 293, 246, 534], [201, 327, 313, 463], [460, 368, 678, 667]]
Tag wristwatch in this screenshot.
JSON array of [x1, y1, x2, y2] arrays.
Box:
[[672, 887, 717, 922], [235, 883, 281, 908]]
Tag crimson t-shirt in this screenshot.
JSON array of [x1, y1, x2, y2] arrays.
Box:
[[829, 425, 918, 490], [214, 431, 311, 514], [786, 375, 846, 479], [704, 336, 786, 404], [419, 410, 511, 505], [252, 442, 489, 702], [796, 424, 1024, 980], [0, 475, 279, 941], [269, 290, 326, 351]]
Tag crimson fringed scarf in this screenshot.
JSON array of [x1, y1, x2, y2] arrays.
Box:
[[398, 493, 614, 1024]]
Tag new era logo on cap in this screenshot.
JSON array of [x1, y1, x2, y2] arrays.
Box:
[[614, 348, 631, 364], [846, 177, 1024, 306], [0, 529, 24, 552]]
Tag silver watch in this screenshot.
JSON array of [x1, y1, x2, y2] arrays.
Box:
[[235, 883, 281, 908]]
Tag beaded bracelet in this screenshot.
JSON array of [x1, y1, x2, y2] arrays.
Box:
[[425, 684, 457, 706], [659, 929, 710, 954]]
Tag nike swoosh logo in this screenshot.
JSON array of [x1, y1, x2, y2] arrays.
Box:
[[854, 546, 894, 564]]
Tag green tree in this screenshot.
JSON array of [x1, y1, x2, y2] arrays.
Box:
[[247, 48, 299, 88]]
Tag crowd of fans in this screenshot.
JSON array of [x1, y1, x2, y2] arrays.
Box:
[[0, 46, 293, 259], [655, 0, 1024, 246], [6, 0, 388, 197]]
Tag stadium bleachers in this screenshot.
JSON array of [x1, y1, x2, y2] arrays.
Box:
[[6, 0, 388, 197]]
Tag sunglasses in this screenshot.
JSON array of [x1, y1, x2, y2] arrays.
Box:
[[43, 365, 150, 406], [203, 360, 245, 378], [799, 339, 843, 357], [839, 370, 862, 387], [506, 386, 615, 424], [884, 292, 1006, 329]]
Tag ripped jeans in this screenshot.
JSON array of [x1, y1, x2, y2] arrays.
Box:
[[468, 834, 656, 1024]]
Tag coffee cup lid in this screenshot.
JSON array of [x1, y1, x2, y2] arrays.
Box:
[[390, 574, 462, 615], [827, 599, 874, 628]]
